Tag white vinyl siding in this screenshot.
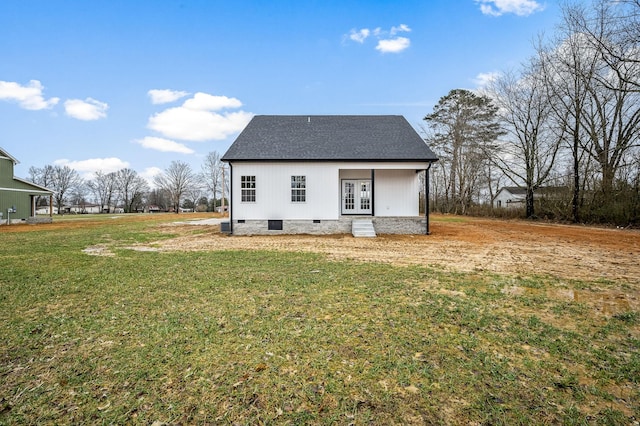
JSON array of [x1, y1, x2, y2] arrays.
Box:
[[373, 169, 420, 216], [291, 176, 306, 203], [240, 175, 256, 202], [493, 189, 525, 209], [232, 163, 338, 220], [231, 162, 428, 220]]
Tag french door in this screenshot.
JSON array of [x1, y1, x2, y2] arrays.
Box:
[[342, 179, 372, 214]]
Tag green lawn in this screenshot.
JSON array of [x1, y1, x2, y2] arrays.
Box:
[[1, 215, 638, 424]]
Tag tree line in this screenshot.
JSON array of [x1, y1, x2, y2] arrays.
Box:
[[423, 0, 639, 225], [28, 152, 227, 214]]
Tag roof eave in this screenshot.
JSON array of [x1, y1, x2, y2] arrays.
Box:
[[222, 158, 438, 163], [13, 177, 55, 194], [0, 147, 20, 165]]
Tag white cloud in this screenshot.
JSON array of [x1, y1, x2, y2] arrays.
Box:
[[147, 92, 252, 142], [349, 28, 370, 43], [134, 136, 194, 154], [148, 89, 190, 104], [345, 24, 411, 54], [140, 166, 163, 187], [390, 24, 411, 35], [376, 37, 411, 53], [54, 157, 129, 178], [474, 71, 501, 88], [183, 92, 243, 111], [64, 98, 108, 120], [476, 0, 544, 16], [0, 80, 59, 110], [149, 108, 253, 141]]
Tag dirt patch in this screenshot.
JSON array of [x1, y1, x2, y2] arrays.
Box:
[[82, 244, 115, 257], [149, 215, 640, 285]]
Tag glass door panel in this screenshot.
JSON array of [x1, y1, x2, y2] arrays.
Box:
[[342, 179, 371, 214]]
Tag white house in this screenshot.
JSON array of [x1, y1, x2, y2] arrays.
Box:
[[493, 187, 527, 209], [64, 204, 104, 214], [493, 186, 568, 209], [221, 115, 439, 235]]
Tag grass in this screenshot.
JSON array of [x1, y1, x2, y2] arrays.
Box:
[[1, 214, 638, 424], [430, 215, 470, 223]]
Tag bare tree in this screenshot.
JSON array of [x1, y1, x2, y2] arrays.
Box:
[[49, 165, 83, 214], [117, 168, 149, 213], [488, 66, 563, 217], [86, 171, 118, 213], [563, 2, 640, 199], [581, 67, 640, 198], [538, 25, 599, 222], [541, 2, 640, 222], [202, 151, 225, 210], [28, 165, 55, 211], [147, 188, 170, 211], [184, 175, 206, 211], [154, 161, 199, 213], [69, 182, 89, 212], [566, 0, 639, 92]]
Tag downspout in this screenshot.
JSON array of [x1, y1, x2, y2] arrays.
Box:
[[425, 163, 432, 235], [371, 169, 375, 216], [229, 163, 233, 235]]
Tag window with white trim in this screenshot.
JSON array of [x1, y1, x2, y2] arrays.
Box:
[[291, 175, 306, 203], [241, 175, 256, 202]]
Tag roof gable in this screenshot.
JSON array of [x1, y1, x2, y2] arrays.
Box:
[[0, 147, 53, 194], [500, 187, 527, 195], [222, 115, 438, 162], [0, 147, 19, 165]]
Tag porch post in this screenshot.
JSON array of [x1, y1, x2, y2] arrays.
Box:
[[370, 169, 375, 216], [228, 163, 233, 234], [425, 163, 432, 235]]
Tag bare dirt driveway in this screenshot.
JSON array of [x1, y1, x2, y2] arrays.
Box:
[[163, 215, 640, 285]]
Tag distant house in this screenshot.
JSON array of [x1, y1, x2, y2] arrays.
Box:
[[221, 115, 439, 235], [145, 205, 164, 213], [493, 187, 527, 209], [0, 147, 54, 224], [64, 204, 103, 214], [493, 186, 567, 209]]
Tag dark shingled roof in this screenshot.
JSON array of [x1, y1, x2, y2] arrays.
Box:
[[222, 115, 439, 162], [501, 187, 528, 195]]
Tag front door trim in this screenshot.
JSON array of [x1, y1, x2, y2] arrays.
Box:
[[341, 179, 372, 215]]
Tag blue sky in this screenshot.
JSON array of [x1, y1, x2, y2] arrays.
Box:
[[1, 0, 561, 183]]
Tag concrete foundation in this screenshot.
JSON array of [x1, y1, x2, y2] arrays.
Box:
[[26, 216, 53, 224], [230, 216, 428, 235]]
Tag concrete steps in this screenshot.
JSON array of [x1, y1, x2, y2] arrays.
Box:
[[352, 218, 376, 238]]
